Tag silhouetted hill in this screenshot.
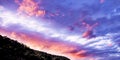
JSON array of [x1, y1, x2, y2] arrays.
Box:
[[0, 35, 70, 60]]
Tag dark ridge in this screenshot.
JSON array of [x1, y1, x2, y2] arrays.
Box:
[[0, 35, 70, 60]]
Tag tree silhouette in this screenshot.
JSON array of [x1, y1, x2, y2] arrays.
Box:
[[0, 35, 70, 60]]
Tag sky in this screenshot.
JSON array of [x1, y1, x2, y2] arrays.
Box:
[[0, 0, 120, 60]]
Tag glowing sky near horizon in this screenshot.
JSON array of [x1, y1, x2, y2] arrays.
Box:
[[0, 0, 120, 60]]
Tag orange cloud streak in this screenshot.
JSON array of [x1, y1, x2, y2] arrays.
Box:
[[15, 0, 45, 17]]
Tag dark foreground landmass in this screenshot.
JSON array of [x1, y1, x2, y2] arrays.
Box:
[[0, 35, 70, 60]]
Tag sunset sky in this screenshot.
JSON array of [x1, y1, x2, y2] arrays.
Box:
[[0, 0, 120, 60]]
